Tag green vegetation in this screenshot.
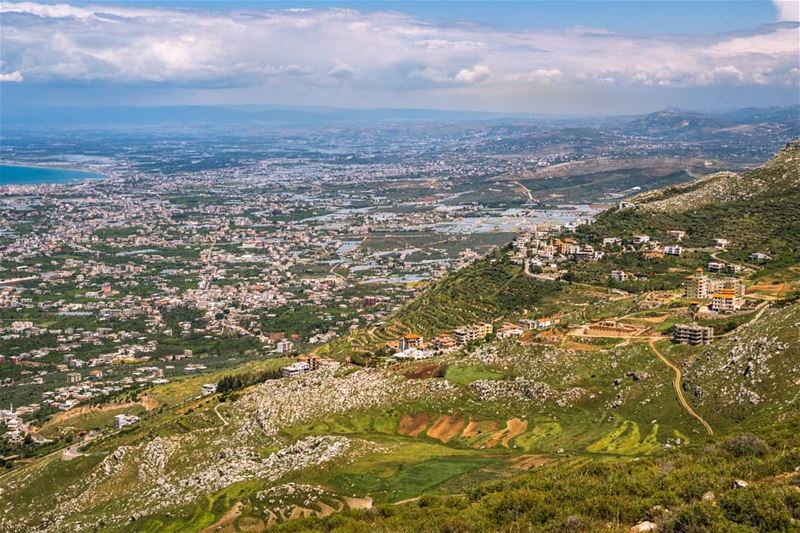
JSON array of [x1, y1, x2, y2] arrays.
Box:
[[276, 419, 800, 532], [444, 365, 504, 387]]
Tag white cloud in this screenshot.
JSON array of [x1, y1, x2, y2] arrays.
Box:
[[454, 64, 490, 84], [774, 0, 800, 21], [0, 0, 797, 98], [0, 70, 23, 82]]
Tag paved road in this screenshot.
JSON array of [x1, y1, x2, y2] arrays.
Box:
[[648, 339, 714, 436]]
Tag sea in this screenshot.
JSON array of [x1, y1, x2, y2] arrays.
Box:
[[0, 164, 108, 185]]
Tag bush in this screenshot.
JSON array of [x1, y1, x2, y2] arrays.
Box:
[[719, 487, 793, 530], [722, 434, 769, 458], [658, 502, 730, 533]]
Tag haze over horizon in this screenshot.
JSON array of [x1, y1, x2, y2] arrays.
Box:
[[1, 0, 799, 115]]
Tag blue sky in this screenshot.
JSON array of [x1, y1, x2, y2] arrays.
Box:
[[1, 1, 798, 114]]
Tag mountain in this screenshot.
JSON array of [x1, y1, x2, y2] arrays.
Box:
[[622, 106, 800, 140], [1, 145, 798, 532], [581, 140, 800, 257]]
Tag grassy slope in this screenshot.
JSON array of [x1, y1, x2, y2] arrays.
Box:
[[578, 141, 800, 255], [2, 145, 799, 532], [317, 248, 561, 357]]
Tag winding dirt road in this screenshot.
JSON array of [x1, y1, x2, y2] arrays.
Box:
[[648, 339, 714, 436]]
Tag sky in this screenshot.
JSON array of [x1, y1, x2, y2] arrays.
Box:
[[1, 1, 799, 115]]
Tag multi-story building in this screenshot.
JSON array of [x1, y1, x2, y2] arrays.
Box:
[[684, 267, 709, 298], [685, 268, 745, 299], [711, 289, 744, 313], [672, 323, 714, 345], [453, 322, 492, 345], [610, 270, 630, 282], [398, 333, 423, 351], [432, 333, 457, 352]]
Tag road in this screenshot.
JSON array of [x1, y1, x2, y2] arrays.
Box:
[[719, 301, 770, 337], [515, 180, 536, 203], [214, 402, 229, 427], [648, 339, 714, 436], [709, 250, 759, 273]]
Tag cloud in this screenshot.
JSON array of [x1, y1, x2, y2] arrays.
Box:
[[454, 64, 490, 84], [0, 0, 797, 100], [0, 70, 23, 82], [774, 0, 800, 21]]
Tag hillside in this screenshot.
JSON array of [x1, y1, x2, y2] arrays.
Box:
[[580, 140, 800, 255], [1, 147, 799, 532], [317, 248, 561, 358]]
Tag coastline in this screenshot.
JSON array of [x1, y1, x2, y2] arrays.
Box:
[[0, 162, 111, 185]]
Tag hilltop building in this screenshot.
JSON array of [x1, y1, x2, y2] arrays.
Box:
[[398, 333, 423, 351], [280, 355, 320, 378], [684, 268, 745, 300], [672, 324, 714, 345], [711, 289, 744, 313], [453, 322, 492, 345], [432, 333, 457, 352], [114, 414, 140, 429]]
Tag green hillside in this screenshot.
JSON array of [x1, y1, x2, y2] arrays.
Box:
[[579, 140, 800, 256], [1, 145, 799, 532], [317, 248, 561, 358]]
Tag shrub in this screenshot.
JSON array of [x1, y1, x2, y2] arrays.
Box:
[[658, 501, 731, 533], [722, 434, 770, 458], [719, 487, 792, 530]]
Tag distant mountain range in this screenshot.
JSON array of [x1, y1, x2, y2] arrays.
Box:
[[2, 104, 797, 131]]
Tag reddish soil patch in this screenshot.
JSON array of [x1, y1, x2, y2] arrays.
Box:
[[315, 501, 337, 517], [426, 414, 466, 443], [462, 419, 501, 440], [398, 412, 432, 437], [404, 364, 448, 380], [199, 501, 243, 533], [237, 517, 265, 532], [289, 506, 314, 519], [483, 418, 529, 449], [343, 496, 373, 510]]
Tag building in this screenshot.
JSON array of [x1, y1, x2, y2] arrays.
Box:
[[393, 347, 432, 360], [66, 372, 81, 384], [685, 268, 745, 300], [496, 322, 524, 339], [685, 267, 709, 298], [711, 289, 744, 313], [281, 360, 310, 378], [432, 333, 457, 352], [664, 245, 683, 256], [749, 252, 772, 262], [610, 270, 631, 282], [672, 324, 714, 345], [201, 383, 217, 396], [707, 261, 725, 273], [632, 235, 650, 244], [275, 339, 294, 354], [114, 414, 140, 429], [668, 230, 686, 241], [452, 322, 492, 345], [398, 333, 423, 351], [715, 238, 730, 249], [280, 355, 319, 378]]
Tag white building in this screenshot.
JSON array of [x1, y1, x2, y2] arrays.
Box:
[[275, 339, 294, 354], [114, 414, 140, 429]]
